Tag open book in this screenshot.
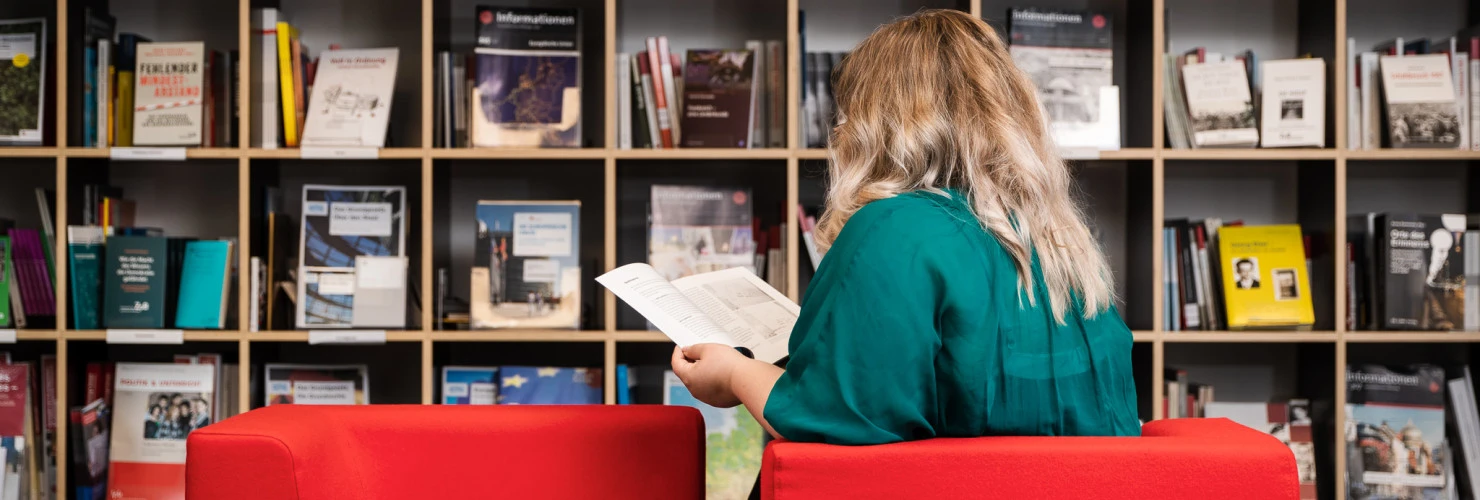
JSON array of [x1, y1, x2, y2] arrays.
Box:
[[597, 263, 798, 364]]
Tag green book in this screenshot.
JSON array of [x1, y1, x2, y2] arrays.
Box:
[[0, 237, 10, 328], [67, 226, 105, 330], [102, 235, 167, 328], [174, 240, 232, 329]]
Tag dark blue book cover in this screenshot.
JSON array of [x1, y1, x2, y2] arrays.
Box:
[[103, 236, 167, 328], [471, 6, 581, 147]]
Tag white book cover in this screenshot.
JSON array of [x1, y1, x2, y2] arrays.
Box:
[[1455, 52, 1470, 149], [107, 363, 214, 500], [616, 52, 631, 149], [746, 40, 765, 149], [1472, 59, 1480, 150], [1347, 38, 1360, 150], [1361, 52, 1382, 149], [132, 42, 205, 146], [251, 8, 279, 148], [301, 48, 399, 147], [97, 39, 111, 148], [1381, 53, 1460, 148], [1259, 58, 1325, 148], [1182, 61, 1259, 147]]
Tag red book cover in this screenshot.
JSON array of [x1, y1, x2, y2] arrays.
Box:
[[85, 363, 101, 403], [41, 355, 54, 431], [102, 362, 116, 406], [679, 49, 757, 148], [107, 363, 216, 500], [644, 39, 674, 148], [0, 365, 28, 437]]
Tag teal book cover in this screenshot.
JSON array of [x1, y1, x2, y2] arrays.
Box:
[[0, 237, 10, 327], [67, 226, 105, 330], [175, 240, 232, 329], [103, 236, 167, 328]]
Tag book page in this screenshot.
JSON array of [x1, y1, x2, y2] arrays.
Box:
[[671, 267, 798, 364], [596, 263, 735, 347]]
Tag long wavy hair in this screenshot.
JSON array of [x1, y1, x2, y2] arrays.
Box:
[[816, 9, 1114, 322]]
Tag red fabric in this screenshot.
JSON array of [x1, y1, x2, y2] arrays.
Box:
[[761, 418, 1299, 500], [186, 405, 705, 500]]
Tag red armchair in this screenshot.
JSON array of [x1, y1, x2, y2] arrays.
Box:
[[185, 405, 705, 499], [759, 418, 1301, 500]]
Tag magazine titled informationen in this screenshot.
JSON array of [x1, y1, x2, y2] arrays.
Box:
[[597, 263, 797, 364]]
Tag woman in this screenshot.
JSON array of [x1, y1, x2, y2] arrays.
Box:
[[671, 9, 1139, 449]]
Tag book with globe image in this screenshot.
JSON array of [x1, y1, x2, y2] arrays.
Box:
[[1346, 364, 1447, 499]]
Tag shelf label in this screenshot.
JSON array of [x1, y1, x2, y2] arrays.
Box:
[[106, 329, 185, 344], [300, 147, 379, 160], [110, 147, 187, 161], [1059, 147, 1104, 161], [308, 330, 387, 345], [0, 330, 15, 344]]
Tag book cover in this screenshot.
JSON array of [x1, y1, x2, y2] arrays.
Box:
[[8, 228, 54, 321], [68, 226, 105, 330], [275, 22, 300, 147], [664, 370, 764, 498], [679, 49, 756, 148], [1007, 8, 1118, 150], [497, 366, 600, 404], [1347, 364, 1446, 498], [441, 366, 498, 405], [1381, 54, 1461, 148], [649, 185, 755, 281], [79, 9, 115, 148], [103, 236, 168, 329], [114, 33, 151, 147], [0, 18, 46, 145], [351, 255, 407, 328], [0, 364, 30, 499], [174, 240, 233, 329], [132, 42, 204, 146], [1217, 225, 1315, 329], [0, 237, 8, 327], [471, 6, 582, 147], [108, 363, 215, 500], [296, 185, 406, 328], [1260, 58, 1326, 148], [263, 364, 369, 405], [301, 48, 399, 147], [1377, 214, 1465, 330], [250, 8, 279, 148], [471, 201, 581, 329], [1182, 60, 1259, 147], [69, 399, 109, 487]]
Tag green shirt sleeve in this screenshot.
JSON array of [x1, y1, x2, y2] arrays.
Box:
[[763, 197, 955, 445]]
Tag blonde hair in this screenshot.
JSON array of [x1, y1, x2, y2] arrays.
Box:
[[816, 9, 1114, 322]]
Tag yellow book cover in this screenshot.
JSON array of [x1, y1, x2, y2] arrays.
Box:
[[107, 66, 116, 145], [1218, 224, 1315, 329], [115, 70, 135, 146], [275, 22, 299, 147]]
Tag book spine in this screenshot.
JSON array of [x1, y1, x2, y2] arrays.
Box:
[[253, 10, 279, 148], [276, 22, 298, 148], [1457, 51, 1469, 149], [84, 47, 97, 148], [657, 37, 681, 145], [97, 40, 111, 148], [630, 54, 651, 149], [642, 43, 673, 148], [1471, 38, 1480, 151], [617, 53, 632, 149], [767, 40, 784, 148], [746, 41, 765, 149], [1347, 38, 1360, 150], [0, 239, 9, 328]]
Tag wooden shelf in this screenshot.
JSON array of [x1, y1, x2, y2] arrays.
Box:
[[1160, 331, 1339, 343], [1160, 148, 1338, 161], [1344, 332, 1480, 342], [62, 147, 245, 159], [1343, 149, 1480, 160], [429, 330, 608, 342], [429, 148, 609, 160], [0, 147, 61, 158], [245, 148, 426, 159], [613, 148, 791, 160]]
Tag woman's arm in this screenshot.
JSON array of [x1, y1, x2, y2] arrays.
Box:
[[671, 344, 786, 440]]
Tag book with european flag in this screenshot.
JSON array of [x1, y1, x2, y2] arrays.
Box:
[[175, 240, 233, 329], [496, 366, 600, 404], [1217, 224, 1315, 329]]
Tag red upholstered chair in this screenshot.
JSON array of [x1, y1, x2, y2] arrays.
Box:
[[185, 405, 705, 500], [759, 417, 1301, 500]]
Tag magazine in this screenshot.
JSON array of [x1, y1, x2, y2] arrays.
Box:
[[264, 364, 370, 405], [107, 363, 215, 500], [1347, 364, 1447, 499], [648, 185, 755, 281], [471, 201, 581, 329], [296, 185, 407, 328]]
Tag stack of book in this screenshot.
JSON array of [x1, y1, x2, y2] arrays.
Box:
[[1348, 34, 1476, 150], [1165, 48, 1326, 149], [0, 189, 58, 330], [617, 38, 783, 149], [1163, 221, 1315, 331], [1347, 213, 1469, 331], [67, 219, 236, 331]]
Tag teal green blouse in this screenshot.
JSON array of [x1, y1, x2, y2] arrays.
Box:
[[764, 190, 1140, 445]]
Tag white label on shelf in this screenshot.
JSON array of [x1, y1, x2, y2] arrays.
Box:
[[0, 330, 15, 344], [110, 147, 187, 161], [308, 330, 387, 345], [106, 329, 185, 344], [299, 147, 379, 160], [1059, 147, 1103, 161]]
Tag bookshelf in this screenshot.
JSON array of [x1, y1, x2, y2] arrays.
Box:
[[3, 0, 1479, 497]]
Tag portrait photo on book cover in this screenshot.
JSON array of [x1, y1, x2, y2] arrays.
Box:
[[1388, 102, 1460, 147], [141, 392, 211, 440], [1232, 257, 1260, 289], [1280, 100, 1303, 120], [1272, 268, 1300, 301]]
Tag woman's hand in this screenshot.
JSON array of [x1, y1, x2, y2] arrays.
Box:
[[670, 343, 748, 408]]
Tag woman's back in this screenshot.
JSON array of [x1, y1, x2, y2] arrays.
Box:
[[763, 190, 1140, 445]]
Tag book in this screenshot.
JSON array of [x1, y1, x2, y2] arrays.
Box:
[[471, 201, 581, 329], [67, 226, 105, 330], [644, 40, 675, 148], [1447, 367, 1479, 497], [471, 6, 582, 148], [664, 370, 764, 498], [107, 363, 215, 500], [680, 49, 757, 148], [648, 185, 755, 281], [598, 264, 797, 364], [8, 228, 53, 322], [1376, 214, 1465, 330], [637, 51, 662, 148], [1182, 60, 1260, 147], [68, 399, 108, 490], [174, 240, 233, 329], [0, 363, 34, 499], [301, 48, 399, 147], [1217, 224, 1315, 329], [1347, 364, 1446, 498], [657, 37, 681, 145], [102, 236, 168, 329], [113, 33, 151, 147], [264, 364, 369, 405], [1469, 231, 1480, 332], [251, 8, 280, 149], [275, 21, 301, 147], [296, 185, 406, 328], [98, 39, 112, 147], [78, 9, 115, 148], [0, 238, 8, 327], [745, 40, 766, 148], [0, 18, 46, 145], [1007, 8, 1119, 151], [766, 40, 784, 148], [1381, 54, 1462, 148], [441, 366, 498, 405], [616, 52, 631, 149], [248, 256, 262, 332], [496, 366, 600, 404], [1259, 58, 1326, 148]]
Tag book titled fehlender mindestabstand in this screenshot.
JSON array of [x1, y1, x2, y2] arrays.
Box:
[[133, 41, 205, 146]]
